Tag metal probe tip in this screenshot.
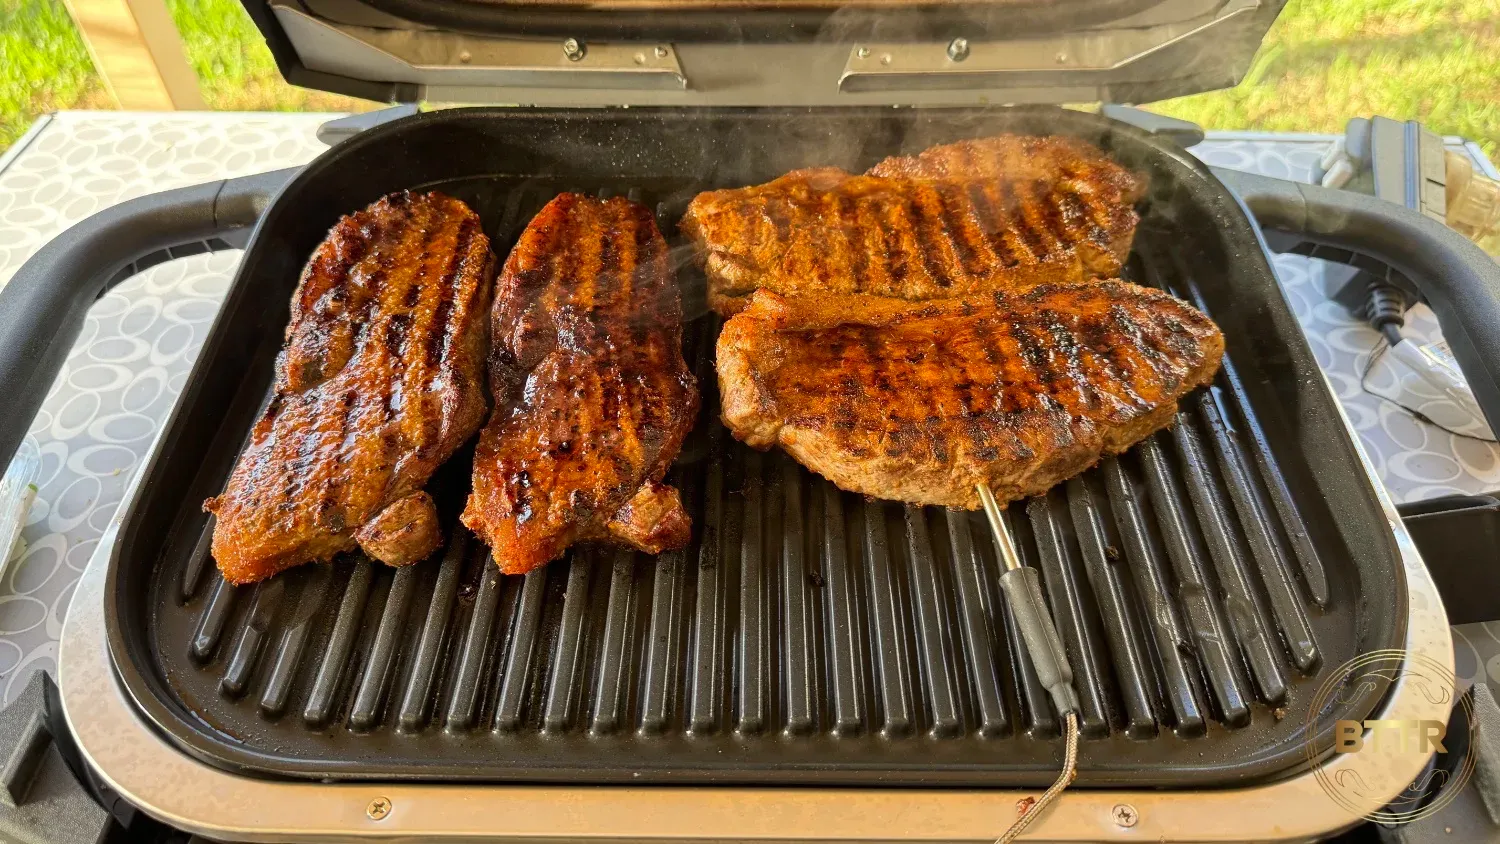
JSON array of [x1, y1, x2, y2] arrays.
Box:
[[976, 484, 1023, 572]]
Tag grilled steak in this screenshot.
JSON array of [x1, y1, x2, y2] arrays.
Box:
[[206, 191, 496, 585], [680, 134, 1145, 315], [717, 282, 1223, 509], [462, 194, 699, 575]]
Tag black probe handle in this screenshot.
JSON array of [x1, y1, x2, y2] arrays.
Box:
[[1212, 165, 1500, 434], [999, 566, 1081, 716], [0, 169, 297, 470]]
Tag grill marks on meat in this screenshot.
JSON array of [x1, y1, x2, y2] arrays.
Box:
[[206, 191, 496, 585], [680, 134, 1145, 315], [462, 194, 699, 575], [717, 282, 1223, 510]]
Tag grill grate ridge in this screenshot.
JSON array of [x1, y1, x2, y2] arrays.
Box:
[[396, 532, 465, 730], [1100, 455, 1206, 737], [944, 510, 1006, 738], [1067, 477, 1158, 739]]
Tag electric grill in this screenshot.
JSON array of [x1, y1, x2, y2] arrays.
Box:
[[4, 2, 1500, 840]]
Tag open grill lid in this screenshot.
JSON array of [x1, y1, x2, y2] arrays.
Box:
[[243, 0, 1285, 106]]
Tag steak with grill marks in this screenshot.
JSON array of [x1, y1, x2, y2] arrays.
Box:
[[716, 282, 1223, 509], [462, 194, 699, 575], [205, 191, 496, 585], [680, 134, 1146, 315]]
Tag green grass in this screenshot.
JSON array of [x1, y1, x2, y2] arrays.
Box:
[[165, 0, 365, 112], [0, 0, 1496, 158], [1149, 0, 1500, 157], [0, 0, 365, 150], [0, 0, 106, 149]]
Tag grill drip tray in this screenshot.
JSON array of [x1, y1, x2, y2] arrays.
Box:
[[104, 108, 1405, 788]]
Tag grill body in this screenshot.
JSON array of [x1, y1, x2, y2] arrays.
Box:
[[105, 106, 1405, 788]]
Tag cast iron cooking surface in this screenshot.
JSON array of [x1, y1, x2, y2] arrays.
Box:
[[108, 107, 1406, 786]]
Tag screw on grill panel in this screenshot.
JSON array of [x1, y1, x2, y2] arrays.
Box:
[[654, 45, 669, 58], [946, 38, 970, 62], [856, 46, 871, 58], [563, 38, 586, 61], [367, 797, 391, 821], [1112, 804, 1138, 827]]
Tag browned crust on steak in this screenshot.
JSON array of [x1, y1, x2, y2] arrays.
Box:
[[462, 193, 699, 575], [681, 135, 1146, 315], [717, 282, 1222, 509], [206, 191, 496, 584]]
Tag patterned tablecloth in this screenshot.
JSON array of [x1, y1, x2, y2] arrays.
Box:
[[1, 113, 1497, 706]]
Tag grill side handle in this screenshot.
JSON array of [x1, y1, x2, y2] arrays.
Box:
[[1213, 165, 1500, 434], [0, 169, 298, 469]]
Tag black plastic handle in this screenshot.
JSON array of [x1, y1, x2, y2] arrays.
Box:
[[1212, 166, 1500, 434], [0, 169, 298, 470]]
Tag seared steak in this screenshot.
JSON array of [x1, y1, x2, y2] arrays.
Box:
[[462, 194, 699, 575], [206, 191, 496, 585], [680, 134, 1145, 315], [716, 282, 1223, 509]]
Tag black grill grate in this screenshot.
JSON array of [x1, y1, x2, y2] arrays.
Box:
[[165, 185, 1321, 776], [107, 108, 1403, 788]]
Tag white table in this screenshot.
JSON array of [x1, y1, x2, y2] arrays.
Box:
[[2, 111, 1498, 707]]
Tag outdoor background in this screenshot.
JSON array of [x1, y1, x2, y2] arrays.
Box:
[[1, 0, 1497, 154]]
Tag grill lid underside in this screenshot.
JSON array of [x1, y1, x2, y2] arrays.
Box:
[[246, 0, 1287, 107]]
